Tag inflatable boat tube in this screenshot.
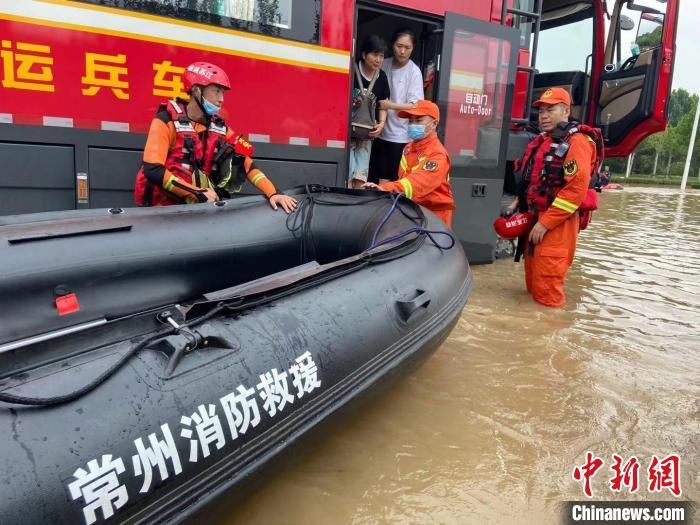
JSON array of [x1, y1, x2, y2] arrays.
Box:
[[0, 186, 471, 525]]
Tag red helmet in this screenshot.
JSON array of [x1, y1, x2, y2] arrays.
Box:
[[493, 212, 533, 240], [183, 62, 231, 92]]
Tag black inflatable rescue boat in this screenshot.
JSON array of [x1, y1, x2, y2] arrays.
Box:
[[0, 186, 471, 524]]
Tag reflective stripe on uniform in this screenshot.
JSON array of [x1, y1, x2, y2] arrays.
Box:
[[163, 173, 176, 192], [216, 157, 233, 188], [399, 155, 408, 174], [250, 172, 266, 186], [551, 196, 578, 214], [168, 100, 183, 114], [411, 156, 427, 173], [398, 178, 413, 200]]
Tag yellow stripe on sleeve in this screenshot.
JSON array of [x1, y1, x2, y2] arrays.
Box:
[[250, 173, 266, 186], [551, 197, 578, 214], [399, 178, 414, 200]]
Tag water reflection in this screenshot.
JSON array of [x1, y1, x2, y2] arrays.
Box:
[[196, 187, 699, 524]]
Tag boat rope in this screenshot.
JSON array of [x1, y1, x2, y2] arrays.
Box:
[[369, 192, 403, 248], [286, 186, 406, 264], [0, 304, 228, 407], [0, 255, 367, 407], [368, 192, 456, 251], [371, 226, 455, 251], [0, 331, 171, 407]]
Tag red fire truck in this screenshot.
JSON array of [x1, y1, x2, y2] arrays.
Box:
[[0, 0, 679, 263]]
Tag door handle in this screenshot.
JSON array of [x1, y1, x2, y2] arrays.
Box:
[[395, 289, 432, 324]]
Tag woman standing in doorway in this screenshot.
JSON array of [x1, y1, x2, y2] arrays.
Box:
[[349, 35, 391, 189], [368, 28, 424, 184]]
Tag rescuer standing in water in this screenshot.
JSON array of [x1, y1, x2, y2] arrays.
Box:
[[509, 88, 601, 307]]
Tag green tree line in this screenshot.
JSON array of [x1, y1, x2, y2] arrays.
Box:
[[605, 88, 700, 180]]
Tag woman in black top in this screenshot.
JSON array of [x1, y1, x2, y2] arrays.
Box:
[[349, 35, 390, 189]]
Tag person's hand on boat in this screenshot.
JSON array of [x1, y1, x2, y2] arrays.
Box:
[[203, 188, 219, 202], [528, 221, 548, 245], [361, 182, 384, 191], [268, 193, 297, 213]]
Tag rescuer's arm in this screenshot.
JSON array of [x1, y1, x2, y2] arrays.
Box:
[[141, 116, 217, 203], [537, 134, 594, 232], [377, 150, 448, 201], [226, 131, 297, 213]]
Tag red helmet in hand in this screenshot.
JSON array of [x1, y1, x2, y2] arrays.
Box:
[[183, 62, 231, 93], [493, 212, 534, 240]]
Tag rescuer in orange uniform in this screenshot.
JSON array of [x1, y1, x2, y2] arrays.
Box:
[[510, 88, 598, 307], [134, 61, 297, 212], [362, 100, 455, 226]]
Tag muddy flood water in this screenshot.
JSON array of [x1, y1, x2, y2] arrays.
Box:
[[198, 186, 699, 524]]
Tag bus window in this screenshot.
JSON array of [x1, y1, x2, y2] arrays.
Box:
[[534, 12, 593, 73], [597, 0, 671, 148], [609, 0, 667, 70], [74, 0, 322, 43], [529, 4, 595, 123]]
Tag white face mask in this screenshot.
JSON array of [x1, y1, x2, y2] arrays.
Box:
[[196, 88, 221, 116], [202, 97, 221, 116], [407, 124, 426, 141]]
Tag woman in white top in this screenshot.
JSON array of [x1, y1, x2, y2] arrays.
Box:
[[368, 28, 424, 184]]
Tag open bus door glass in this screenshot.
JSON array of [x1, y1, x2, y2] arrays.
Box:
[[435, 13, 519, 265], [437, 13, 519, 178], [596, 0, 679, 156]]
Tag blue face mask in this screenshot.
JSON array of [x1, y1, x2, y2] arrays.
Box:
[[407, 124, 426, 141], [202, 97, 221, 116]]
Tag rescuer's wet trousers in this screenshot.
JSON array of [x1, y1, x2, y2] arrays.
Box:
[[524, 213, 579, 307]]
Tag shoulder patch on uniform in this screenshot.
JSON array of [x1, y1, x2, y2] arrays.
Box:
[[423, 160, 439, 171], [563, 159, 578, 177]]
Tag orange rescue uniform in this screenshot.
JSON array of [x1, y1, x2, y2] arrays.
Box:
[[141, 109, 276, 204], [524, 132, 596, 307], [378, 133, 455, 226]]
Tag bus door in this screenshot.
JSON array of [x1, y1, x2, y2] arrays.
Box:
[[596, 0, 679, 156], [436, 13, 519, 264], [420, 27, 443, 102]]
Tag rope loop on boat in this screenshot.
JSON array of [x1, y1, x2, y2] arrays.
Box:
[[368, 192, 456, 252]]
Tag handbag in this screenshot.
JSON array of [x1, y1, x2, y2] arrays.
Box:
[[351, 65, 379, 140]]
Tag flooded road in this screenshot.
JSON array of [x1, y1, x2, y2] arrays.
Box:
[[199, 187, 699, 524]]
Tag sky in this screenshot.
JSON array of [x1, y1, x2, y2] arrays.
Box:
[[670, 0, 700, 94]]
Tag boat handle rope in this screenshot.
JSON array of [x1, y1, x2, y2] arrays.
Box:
[[0, 303, 227, 407], [369, 192, 456, 251], [371, 226, 455, 251]]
